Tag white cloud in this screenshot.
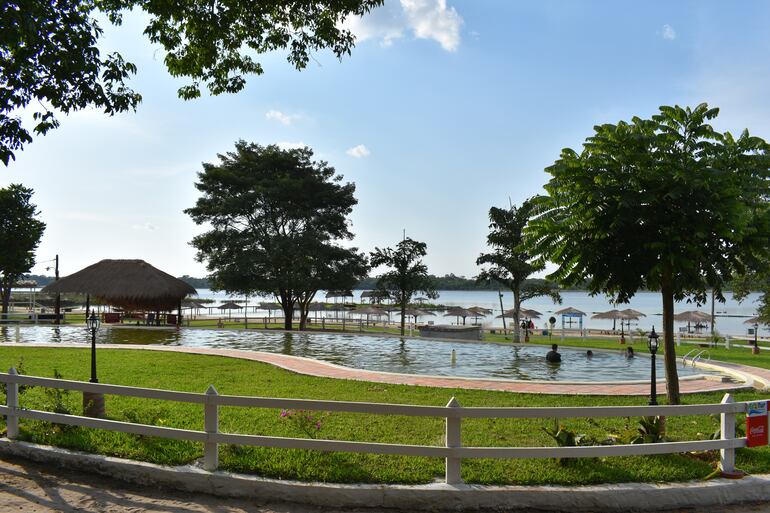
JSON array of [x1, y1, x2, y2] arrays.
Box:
[[276, 141, 307, 150], [265, 110, 295, 126], [131, 222, 157, 231], [343, 0, 463, 52], [662, 24, 676, 40], [346, 144, 371, 158]]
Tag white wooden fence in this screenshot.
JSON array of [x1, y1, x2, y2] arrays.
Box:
[[0, 369, 753, 484]]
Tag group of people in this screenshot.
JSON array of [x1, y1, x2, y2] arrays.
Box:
[[545, 344, 635, 363]]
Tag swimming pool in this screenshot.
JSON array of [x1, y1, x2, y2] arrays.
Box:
[[0, 325, 728, 383]]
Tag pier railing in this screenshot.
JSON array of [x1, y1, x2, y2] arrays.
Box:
[[0, 369, 755, 484]]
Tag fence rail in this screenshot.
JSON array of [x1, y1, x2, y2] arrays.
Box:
[[0, 369, 755, 484]]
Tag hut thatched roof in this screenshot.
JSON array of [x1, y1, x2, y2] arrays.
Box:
[[40, 259, 196, 311], [468, 306, 492, 315], [554, 307, 586, 316], [673, 311, 711, 323], [591, 309, 626, 320], [325, 290, 353, 299], [218, 301, 243, 310], [620, 308, 646, 319]]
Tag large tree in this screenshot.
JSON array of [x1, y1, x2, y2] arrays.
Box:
[[476, 199, 561, 342], [527, 104, 770, 404], [186, 142, 368, 331], [370, 238, 437, 336], [1, 0, 383, 165], [0, 184, 46, 315]]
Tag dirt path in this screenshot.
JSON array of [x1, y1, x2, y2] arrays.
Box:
[[0, 455, 767, 512]]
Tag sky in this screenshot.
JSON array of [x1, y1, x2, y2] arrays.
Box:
[[4, 0, 770, 279]]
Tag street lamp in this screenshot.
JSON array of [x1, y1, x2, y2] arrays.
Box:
[[647, 326, 659, 406], [753, 322, 760, 354], [86, 312, 100, 383], [83, 312, 105, 417]]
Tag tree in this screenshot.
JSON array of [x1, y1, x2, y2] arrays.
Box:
[[1, 0, 383, 165], [185, 142, 368, 330], [0, 184, 46, 315], [370, 238, 437, 336], [527, 104, 770, 404], [476, 199, 561, 342]]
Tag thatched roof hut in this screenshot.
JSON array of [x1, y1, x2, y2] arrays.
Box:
[[218, 301, 243, 310], [41, 259, 196, 311], [555, 307, 586, 316]]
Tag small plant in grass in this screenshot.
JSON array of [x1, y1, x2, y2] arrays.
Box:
[[0, 358, 31, 396], [708, 413, 745, 440], [280, 409, 328, 439], [44, 369, 72, 415], [630, 416, 667, 444]]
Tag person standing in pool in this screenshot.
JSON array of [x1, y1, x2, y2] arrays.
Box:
[[546, 344, 561, 363]]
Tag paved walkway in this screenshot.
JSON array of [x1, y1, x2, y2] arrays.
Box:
[[0, 455, 767, 513], [17, 343, 766, 395]]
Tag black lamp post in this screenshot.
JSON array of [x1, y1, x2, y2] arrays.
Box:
[[647, 326, 659, 406], [753, 322, 760, 354], [83, 312, 105, 417], [86, 312, 100, 382]]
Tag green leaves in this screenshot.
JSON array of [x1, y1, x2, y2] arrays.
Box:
[[186, 142, 368, 329], [0, 184, 46, 313], [2, 0, 383, 165], [370, 238, 436, 335]]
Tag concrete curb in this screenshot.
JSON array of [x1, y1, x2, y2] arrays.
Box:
[[1, 439, 768, 512]]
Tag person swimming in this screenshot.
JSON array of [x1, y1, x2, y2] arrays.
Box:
[[546, 344, 562, 363], [586, 350, 594, 359], [626, 347, 634, 358]]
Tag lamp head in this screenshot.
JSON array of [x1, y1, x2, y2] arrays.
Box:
[[86, 312, 100, 332], [647, 326, 659, 354]]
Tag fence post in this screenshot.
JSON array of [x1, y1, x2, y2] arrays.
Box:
[[6, 367, 19, 439], [445, 397, 462, 485], [676, 332, 681, 346], [720, 393, 735, 474], [725, 336, 731, 350], [204, 385, 219, 471]]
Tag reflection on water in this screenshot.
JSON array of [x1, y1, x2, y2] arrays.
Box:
[[0, 326, 726, 382]]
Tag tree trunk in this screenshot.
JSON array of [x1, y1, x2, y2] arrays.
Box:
[[399, 293, 406, 336], [661, 273, 680, 405], [512, 289, 521, 343], [279, 290, 294, 331], [1, 286, 10, 315]]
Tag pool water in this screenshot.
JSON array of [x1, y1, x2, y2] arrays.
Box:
[[0, 325, 724, 382]]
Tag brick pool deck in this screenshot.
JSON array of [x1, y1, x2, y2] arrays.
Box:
[[15, 343, 770, 395]]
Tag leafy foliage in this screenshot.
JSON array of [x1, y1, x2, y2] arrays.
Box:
[[0, 184, 46, 314], [370, 238, 437, 336], [185, 142, 368, 330], [527, 104, 770, 404], [476, 199, 561, 341], [1, 0, 383, 164]]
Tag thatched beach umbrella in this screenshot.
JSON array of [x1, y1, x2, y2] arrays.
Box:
[[444, 306, 475, 325], [555, 307, 586, 316], [41, 259, 196, 323], [674, 310, 711, 333], [354, 306, 387, 325], [397, 308, 435, 324], [218, 301, 242, 320]]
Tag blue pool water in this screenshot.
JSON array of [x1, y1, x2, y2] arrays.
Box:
[[0, 325, 727, 383]]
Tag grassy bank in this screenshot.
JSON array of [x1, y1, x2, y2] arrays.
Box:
[[0, 346, 768, 485]]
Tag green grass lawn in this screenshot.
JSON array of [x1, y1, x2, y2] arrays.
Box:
[[0, 346, 769, 485]]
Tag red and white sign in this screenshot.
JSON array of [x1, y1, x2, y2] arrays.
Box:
[[746, 401, 769, 447]]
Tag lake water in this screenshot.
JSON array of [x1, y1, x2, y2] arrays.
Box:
[[12, 287, 763, 336], [0, 325, 724, 383], [193, 289, 763, 337]]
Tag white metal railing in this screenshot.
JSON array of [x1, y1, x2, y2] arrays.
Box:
[[0, 369, 754, 484]]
